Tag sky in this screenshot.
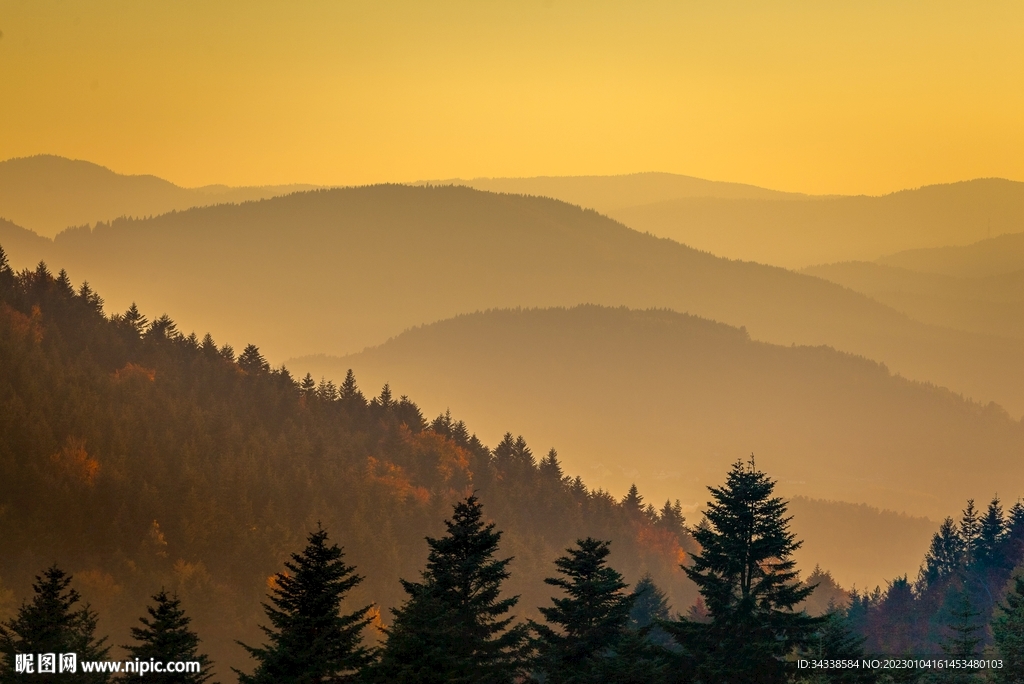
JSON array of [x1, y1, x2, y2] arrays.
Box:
[[1, 0, 1022, 195]]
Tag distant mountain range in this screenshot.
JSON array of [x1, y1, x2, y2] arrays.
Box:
[[0, 155, 318, 237], [3, 184, 1024, 416], [288, 305, 1022, 524], [430, 175, 1024, 268], [803, 260, 1024, 341]]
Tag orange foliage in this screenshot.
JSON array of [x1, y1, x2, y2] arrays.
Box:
[[366, 457, 431, 505], [635, 524, 687, 572], [113, 362, 156, 382], [400, 426, 472, 490], [50, 436, 100, 485], [0, 304, 43, 343]]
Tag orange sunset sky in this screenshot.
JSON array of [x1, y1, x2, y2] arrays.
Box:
[[1, 0, 1022, 194]]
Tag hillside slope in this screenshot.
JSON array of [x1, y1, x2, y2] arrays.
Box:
[[426, 172, 803, 210], [878, 230, 1024, 277], [803, 261, 1024, 340], [4, 184, 1024, 414], [0, 265, 699, 675], [292, 306, 1024, 525], [0, 155, 316, 237], [609, 179, 1024, 268]]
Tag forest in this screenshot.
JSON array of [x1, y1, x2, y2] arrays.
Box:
[[0, 250, 1022, 683]]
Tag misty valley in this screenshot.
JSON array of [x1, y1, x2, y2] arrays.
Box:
[[1, 158, 1024, 682]]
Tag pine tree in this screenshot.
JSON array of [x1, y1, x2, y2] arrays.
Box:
[[539, 449, 563, 483], [803, 607, 874, 683], [0, 565, 111, 683], [370, 495, 527, 684], [959, 501, 980, 566], [663, 457, 820, 684], [339, 370, 363, 403], [976, 497, 1006, 569], [299, 373, 317, 399], [933, 591, 983, 684], [992, 574, 1024, 684], [123, 589, 214, 684], [236, 525, 373, 684], [923, 518, 964, 586], [531, 538, 640, 683], [237, 344, 270, 374], [629, 574, 673, 648], [621, 485, 644, 519]]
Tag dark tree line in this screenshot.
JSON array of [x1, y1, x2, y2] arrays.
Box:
[[0, 253, 696, 672], [1, 250, 1023, 682]]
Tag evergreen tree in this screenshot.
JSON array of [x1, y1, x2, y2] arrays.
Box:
[[0, 565, 111, 683], [621, 485, 644, 519], [992, 574, 1024, 684], [370, 496, 527, 684], [803, 607, 874, 684], [531, 538, 641, 683], [959, 501, 980, 566], [976, 497, 1006, 569], [932, 591, 983, 684], [124, 589, 214, 684], [629, 574, 673, 648], [237, 525, 373, 684], [237, 344, 270, 374], [339, 370, 364, 403], [539, 449, 564, 483], [663, 458, 820, 684], [923, 518, 964, 586], [300, 373, 317, 399]]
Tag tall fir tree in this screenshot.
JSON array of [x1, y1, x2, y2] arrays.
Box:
[[370, 496, 528, 684], [663, 457, 820, 684], [976, 498, 1006, 570], [992, 574, 1024, 684], [923, 518, 965, 586], [236, 525, 373, 684], [802, 607, 874, 684], [932, 590, 983, 684], [959, 501, 981, 566], [531, 538, 651, 683], [0, 565, 110, 684], [123, 589, 214, 684]]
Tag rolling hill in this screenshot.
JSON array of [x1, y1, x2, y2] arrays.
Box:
[[606, 179, 1024, 268], [802, 261, 1024, 341], [0, 155, 317, 237], [4, 184, 1024, 416], [878, 230, 1024, 278], [289, 306, 1024, 516], [425, 172, 804, 210]]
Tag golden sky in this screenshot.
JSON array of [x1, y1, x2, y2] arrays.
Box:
[[1, 0, 1022, 194]]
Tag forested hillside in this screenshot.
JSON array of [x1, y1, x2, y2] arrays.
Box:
[[803, 261, 1024, 341], [5, 184, 1024, 416], [878, 229, 1024, 278], [0, 256, 697, 674], [292, 306, 1021, 540]]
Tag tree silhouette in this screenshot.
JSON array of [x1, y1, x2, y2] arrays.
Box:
[[663, 457, 819, 684], [0, 565, 110, 683], [237, 526, 373, 684], [992, 574, 1024, 684], [531, 538, 642, 683], [370, 495, 527, 684], [124, 589, 214, 684]]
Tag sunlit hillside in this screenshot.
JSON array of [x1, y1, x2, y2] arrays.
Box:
[[290, 305, 1023, 526], [4, 184, 1024, 417], [803, 260, 1024, 341], [0, 155, 317, 238]]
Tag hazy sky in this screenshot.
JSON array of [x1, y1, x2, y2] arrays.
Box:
[[1, 0, 1022, 194]]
